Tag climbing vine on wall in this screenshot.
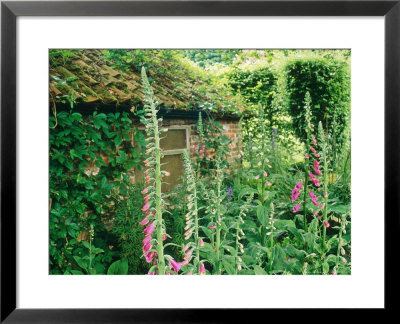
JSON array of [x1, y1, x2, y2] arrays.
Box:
[[49, 110, 146, 274]]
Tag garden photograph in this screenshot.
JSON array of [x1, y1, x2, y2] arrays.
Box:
[[49, 49, 351, 276]]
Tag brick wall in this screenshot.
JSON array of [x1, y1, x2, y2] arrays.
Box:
[[131, 118, 241, 188], [160, 118, 241, 163], [84, 117, 242, 190], [219, 120, 242, 165]]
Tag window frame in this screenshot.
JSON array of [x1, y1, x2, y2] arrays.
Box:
[[160, 125, 190, 156]]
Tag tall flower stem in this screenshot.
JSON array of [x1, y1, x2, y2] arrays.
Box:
[[153, 109, 165, 274], [266, 203, 276, 273], [88, 224, 94, 271], [183, 150, 200, 270], [334, 213, 347, 273], [318, 121, 329, 252], [215, 157, 223, 274], [141, 67, 165, 275], [303, 134, 310, 232], [234, 221, 240, 275], [322, 152, 328, 251], [303, 93, 312, 232], [259, 104, 267, 246], [234, 193, 252, 274]]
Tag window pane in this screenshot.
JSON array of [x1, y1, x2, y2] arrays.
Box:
[[161, 154, 184, 192], [160, 129, 186, 150]]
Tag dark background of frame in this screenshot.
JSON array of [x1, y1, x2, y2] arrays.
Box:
[[1, 0, 399, 322]]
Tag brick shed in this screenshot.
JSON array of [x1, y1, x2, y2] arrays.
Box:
[[49, 49, 243, 191], [140, 109, 242, 191]]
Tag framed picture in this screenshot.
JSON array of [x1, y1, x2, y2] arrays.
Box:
[[1, 0, 398, 321]]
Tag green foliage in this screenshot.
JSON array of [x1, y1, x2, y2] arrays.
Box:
[[229, 66, 277, 111], [107, 258, 129, 275], [183, 49, 240, 68], [284, 56, 350, 144], [49, 49, 351, 276], [111, 185, 150, 274], [49, 109, 146, 274]]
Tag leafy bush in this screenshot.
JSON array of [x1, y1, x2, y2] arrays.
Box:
[[49, 110, 145, 274], [284, 57, 350, 145], [229, 66, 277, 114]]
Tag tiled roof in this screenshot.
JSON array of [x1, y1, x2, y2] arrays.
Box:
[[49, 49, 243, 116]]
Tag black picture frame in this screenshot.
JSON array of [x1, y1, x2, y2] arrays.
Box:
[[1, 0, 398, 322]]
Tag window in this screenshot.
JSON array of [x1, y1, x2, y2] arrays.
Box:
[[136, 126, 189, 192], [160, 127, 189, 192]]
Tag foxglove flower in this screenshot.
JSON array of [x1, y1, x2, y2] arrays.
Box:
[[170, 259, 181, 273], [143, 243, 152, 253], [312, 200, 320, 207], [145, 252, 154, 263], [312, 178, 320, 187], [142, 235, 151, 245], [143, 223, 155, 236], [140, 217, 149, 226], [292, 190, 300, 202], [309, 191, 317, 201]]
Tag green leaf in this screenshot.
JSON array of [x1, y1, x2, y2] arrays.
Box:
[[115, 135, 123, 147], [322, 261, 329, 274], [107, 259, 129, 275], [303, 232, 317, 251], [73, 256, 88, 271], [325, 254, 338, 266], [222, 245, 236, 257], [274, 219, 296, 230], [272, 246, 288, 272], [221, 256, 236, 275], [200, 226, 213, 242], [284, 244, 306, 262], [256, 205, 268, 227], [286, 226, 304, 244], [253, 265, 267, 275], [94, 263, 105, 274], [92, 247, 104, 255]]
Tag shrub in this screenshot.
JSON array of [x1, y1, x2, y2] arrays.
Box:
[[284, 57, 350, 145]]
